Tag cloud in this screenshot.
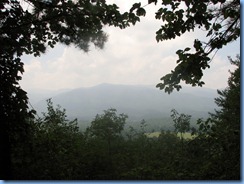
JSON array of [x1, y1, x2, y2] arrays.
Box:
[[20, 1, 239, 92], [201, 55, 238, 90]]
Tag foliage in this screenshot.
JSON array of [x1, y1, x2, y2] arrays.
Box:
[[88, 108, 128, 140], [1, 0, 240, 179], [0, 0, 140, 178], [192, 55, 240, 179], [0, 54, 34, 178], [12, 99, 82, 179], [86, 108, 128, 163], [134, 0, 240, 93], [171, 109, 191, 139]]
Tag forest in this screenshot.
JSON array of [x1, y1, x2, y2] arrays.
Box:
[[0, 0, 240, 180], [10, 56, 240, 180]]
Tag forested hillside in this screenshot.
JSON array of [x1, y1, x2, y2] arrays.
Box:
[[28, 84, 218, 132], [31, 84, 218, 120]]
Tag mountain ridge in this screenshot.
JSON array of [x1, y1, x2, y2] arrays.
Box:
[[30, 83, 218, 121]]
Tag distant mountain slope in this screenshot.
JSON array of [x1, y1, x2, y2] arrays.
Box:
[[32, 83, 218, 121], [31, 84, 217, 120]]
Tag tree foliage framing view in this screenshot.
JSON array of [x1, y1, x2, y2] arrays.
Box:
[[0, 0, 240, 180]]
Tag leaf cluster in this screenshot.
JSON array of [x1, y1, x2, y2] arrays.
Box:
[[171, 109, 191, 135], [87, 108, 128, 140], [150, 0, 240, 93]]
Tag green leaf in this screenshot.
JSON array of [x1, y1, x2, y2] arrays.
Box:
[[130, 3, 141, 13], [193, 39, 202, 51], [184, 47, 191, 52], [136, 8, 146, 16]]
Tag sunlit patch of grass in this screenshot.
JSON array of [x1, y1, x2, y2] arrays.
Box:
[[145, 132, 161, 138], [145, 131, 196, 139], [177, 132, 196, 139]]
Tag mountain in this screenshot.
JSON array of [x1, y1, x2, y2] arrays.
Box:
[[30, 83, 218, 121], [27, 88, 71, 104]]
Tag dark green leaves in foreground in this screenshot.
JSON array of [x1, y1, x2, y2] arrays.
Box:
[[152, 0, 240, 93], [156, 42, 210, 93]]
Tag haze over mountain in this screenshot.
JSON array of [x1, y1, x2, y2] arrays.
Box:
[[29, 83, 218, 122]]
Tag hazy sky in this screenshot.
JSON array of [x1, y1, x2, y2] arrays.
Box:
[[20, 1, 240, 92]]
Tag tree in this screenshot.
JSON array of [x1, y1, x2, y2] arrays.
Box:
[[192, 55, 240, 179], [213, 55, 240, 134], [207, 55, 240, 179], [171, 109, 191, 140], [0, 0, 139, 179], [128, 0, 240, 93], [12, 99, 82, 179], [85, 108, 128, 179], [88, 109, 128, 155]]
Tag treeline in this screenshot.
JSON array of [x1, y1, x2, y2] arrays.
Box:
[[10, 57, 240, 180]]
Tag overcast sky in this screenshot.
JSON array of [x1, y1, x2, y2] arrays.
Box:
[[20, 0, 240, 92]]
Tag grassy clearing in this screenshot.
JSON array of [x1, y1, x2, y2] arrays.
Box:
[[145, 132, 161, 138], [145, 131, 195, 139], [177, 132, 196, 139]]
